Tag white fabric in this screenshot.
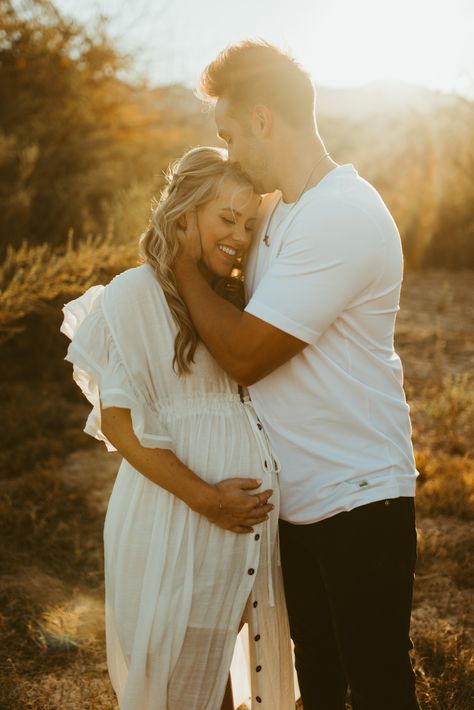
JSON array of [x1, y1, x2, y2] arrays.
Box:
[[245, 164, 418, 524], [61, 264, 295, 710]]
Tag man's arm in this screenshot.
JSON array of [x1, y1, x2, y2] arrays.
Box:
[[176, 200, 384, 385], [174, 257, 306, 385]]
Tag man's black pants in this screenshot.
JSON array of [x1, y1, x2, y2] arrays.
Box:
[[279, 497, 420, 710]]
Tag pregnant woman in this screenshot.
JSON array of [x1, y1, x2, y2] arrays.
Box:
[[61, 146, 294, 709]]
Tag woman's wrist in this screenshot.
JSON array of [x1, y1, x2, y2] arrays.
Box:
[[185, 479, 220, 519]]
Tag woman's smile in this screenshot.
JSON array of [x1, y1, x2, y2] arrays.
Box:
[[197, 178, 260, 279]]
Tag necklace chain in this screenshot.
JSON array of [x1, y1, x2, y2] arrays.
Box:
[[263, 151, 330, 247]]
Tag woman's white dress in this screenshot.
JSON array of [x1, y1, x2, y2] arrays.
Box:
[[61, 263, 295, 710]]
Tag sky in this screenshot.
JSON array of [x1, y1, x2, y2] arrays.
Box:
[[54, 0, 474, 96]]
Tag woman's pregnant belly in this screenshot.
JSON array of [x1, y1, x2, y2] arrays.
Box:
[[103, 406, 277, 652], [165, 406, 269, 483]]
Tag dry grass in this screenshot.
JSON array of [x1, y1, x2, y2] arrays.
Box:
[[413, 622, 474, 710], [0, 236, 137, 343], [0, 267, 473, 709], [415, 452, 474, 521], [0, 238, 137, 482]]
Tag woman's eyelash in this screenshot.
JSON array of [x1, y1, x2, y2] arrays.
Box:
[[221, 217, 235, 225]]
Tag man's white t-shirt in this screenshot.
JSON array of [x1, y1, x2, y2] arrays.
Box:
[[245, 164, 417, 524]]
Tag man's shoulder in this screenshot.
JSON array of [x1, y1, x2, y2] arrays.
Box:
[[288, 172, 397, 245]]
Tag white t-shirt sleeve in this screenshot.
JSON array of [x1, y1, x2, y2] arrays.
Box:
[[245, 205, 385, 344]]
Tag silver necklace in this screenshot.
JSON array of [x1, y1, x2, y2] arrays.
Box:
[[263, 151, 330, 247]]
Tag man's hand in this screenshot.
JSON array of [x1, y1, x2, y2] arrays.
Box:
[[202, 478, 274, 534], [176, 207, 202, 266], [172, 207, 307, 386]]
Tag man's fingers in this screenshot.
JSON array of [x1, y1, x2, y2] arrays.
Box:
[[185, 207, 199, 235]]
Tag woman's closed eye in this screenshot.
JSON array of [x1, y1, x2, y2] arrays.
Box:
[[221, 217, 235, 225]]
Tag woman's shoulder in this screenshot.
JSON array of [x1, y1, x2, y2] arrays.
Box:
[[108, 262, 158, 290], [105, 263, 166, 306]]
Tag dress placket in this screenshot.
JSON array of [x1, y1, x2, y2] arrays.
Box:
[[242, 397, 282, 707]]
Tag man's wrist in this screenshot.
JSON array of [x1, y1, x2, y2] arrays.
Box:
[[174, 254, 199, 289]]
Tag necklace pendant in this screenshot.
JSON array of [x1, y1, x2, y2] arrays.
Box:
[[263, 233, 270, 247]]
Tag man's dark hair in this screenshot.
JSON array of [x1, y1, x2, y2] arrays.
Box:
[[199, 40, 315, 130]]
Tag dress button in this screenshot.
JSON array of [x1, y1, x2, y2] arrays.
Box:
[[256, 696, 262, 703], [254, 534, 260, 541], [385, 499, 390, 506], [256, 665, 262, 672], [254, 634, 261, 641], [248, 568, 255, 575], [257, 422, 262, 430], [253, 601, 258, 608]]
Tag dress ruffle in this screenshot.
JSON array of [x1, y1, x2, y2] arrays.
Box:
[[61, 285, 174, 452]]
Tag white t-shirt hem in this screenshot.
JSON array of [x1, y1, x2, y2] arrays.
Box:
[[278, 478, 417, 525]]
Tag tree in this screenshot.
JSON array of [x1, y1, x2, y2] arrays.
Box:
[[0, 0, 140, 253]]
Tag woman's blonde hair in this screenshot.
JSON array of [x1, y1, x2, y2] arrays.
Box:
[[139, 146, 254, 375]]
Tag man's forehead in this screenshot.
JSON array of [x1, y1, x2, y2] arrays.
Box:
[[215, 97, 245, 132]]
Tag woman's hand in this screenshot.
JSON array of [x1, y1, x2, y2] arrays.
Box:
[[201, 478, 274, 534], [100, 407, 273, 535]]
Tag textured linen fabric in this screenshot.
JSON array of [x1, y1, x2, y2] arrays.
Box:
[[245, 165, 417, 524], [61, 263, 295, 710]]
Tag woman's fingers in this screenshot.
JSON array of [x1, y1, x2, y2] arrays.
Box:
[[209, 479, 275, 532], [237, 478, 265, 490], [252, 491, 273, 507], [248, 503, 273, 518], [232, 525, 255, 534], [223, 508, 270, 529]]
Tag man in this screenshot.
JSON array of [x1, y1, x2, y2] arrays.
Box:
[[175, 41, 420, 710]]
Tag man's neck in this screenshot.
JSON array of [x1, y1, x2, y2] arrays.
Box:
[[276, 135, 338, 203]]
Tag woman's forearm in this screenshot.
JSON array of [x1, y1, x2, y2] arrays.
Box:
[[100, 405, 274, 533], [100, 405, 216, 516]]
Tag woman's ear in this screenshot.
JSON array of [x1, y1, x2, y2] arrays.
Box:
[[178, 214, 187, 229]]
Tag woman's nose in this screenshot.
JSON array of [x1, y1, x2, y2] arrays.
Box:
[[232, 223, 251, 247]]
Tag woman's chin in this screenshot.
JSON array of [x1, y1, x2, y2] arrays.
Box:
[[201, 259, 234, 282], [198, 261, 228, 284]]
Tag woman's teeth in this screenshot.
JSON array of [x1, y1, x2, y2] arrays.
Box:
[[219, 245, 237, 257]]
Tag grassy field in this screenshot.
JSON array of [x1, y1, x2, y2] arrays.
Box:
[[0, 268, 473, 709]]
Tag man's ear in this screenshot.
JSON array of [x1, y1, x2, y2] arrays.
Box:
[[251, 104, 272, 139], [178, 214, 187, 229]]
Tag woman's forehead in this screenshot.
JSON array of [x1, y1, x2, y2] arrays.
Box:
[[216, 181, 259, 213]]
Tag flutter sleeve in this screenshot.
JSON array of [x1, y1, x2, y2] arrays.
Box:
[[61, 275, 174, 452]]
